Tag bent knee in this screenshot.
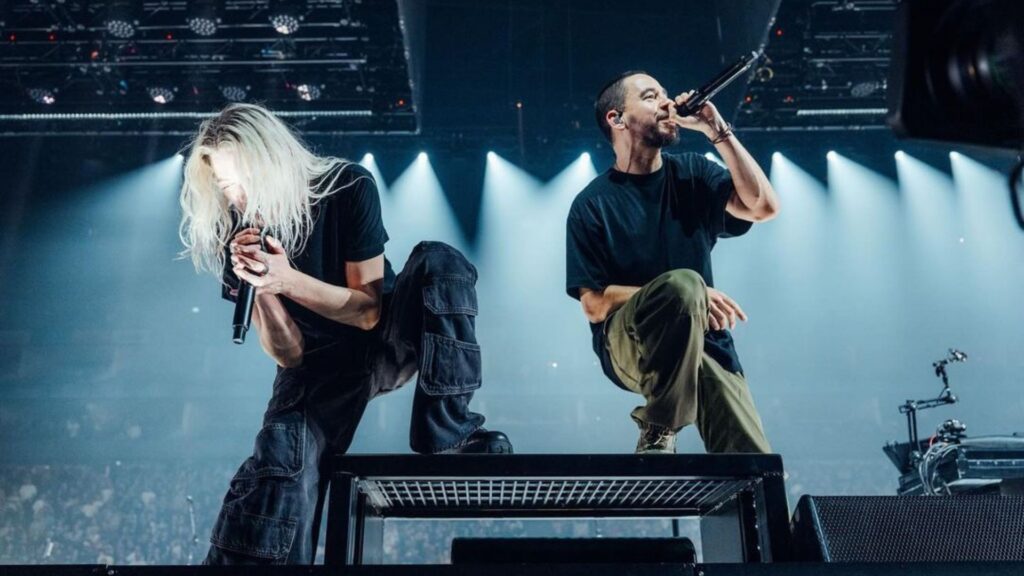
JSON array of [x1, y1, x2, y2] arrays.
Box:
[[651, 269, 706, 308], [411, 241, 477, 280]]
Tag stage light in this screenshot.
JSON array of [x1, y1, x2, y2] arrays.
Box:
[[187, 0, 220, 36], [220, 85, 248, 102], [148, 86, 175, 104], [362, 153, 374, 163], [27, 88, 56, 105], [827, 150, 837, 160], [271, 13, 299, 34], [417, 152, 428, 162], [294, 83, 320, 101], [580, 152, 591, 161], [850, 78, 881, 98], [895, 150, 905, 160], [772, 152, 782, 160], [269, 0, 301, 35], [104, 0, 138, 39]]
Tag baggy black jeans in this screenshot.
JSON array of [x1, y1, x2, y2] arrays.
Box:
[[205, 241, 486, 564]]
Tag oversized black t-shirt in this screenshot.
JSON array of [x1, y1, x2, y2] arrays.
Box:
[[565, 152, 752, 387], [222, 163, 396, 345]]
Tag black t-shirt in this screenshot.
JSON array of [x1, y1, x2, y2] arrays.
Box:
[[222, 162, 396, 345], [565, 152, 752, 387]]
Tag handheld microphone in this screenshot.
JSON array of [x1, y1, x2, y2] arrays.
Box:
[[677, 50, 762, 117], [232, 228, 269, 344]]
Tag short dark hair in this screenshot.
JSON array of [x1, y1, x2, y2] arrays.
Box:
[[594, 70, 648, 142]]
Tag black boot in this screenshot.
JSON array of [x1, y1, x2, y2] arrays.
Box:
[[444, 428, 514, 454]]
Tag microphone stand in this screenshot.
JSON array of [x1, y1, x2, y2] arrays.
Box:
[[186, 495, 199, 565], [898, 349, 966, 468]]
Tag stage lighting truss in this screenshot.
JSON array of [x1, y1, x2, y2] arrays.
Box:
[[0, 0, 417, 134], [736, 0, 897, 131]]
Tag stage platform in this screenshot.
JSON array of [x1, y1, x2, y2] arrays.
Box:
[[326, 454, 791, 565], [3, 563, 1024, 576]]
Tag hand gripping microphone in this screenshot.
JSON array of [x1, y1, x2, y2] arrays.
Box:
[[676, 50, 763, 117], [232, 228, 269, 344]]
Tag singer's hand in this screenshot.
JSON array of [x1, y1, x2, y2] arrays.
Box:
[[230, 227, 263, 251], [231, 235, 294, 296], [707, 286, 747, 331], [670, 91, 728, 138], [229, 227, 267, 282]]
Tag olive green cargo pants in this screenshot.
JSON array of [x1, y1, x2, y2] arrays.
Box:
[[605, 269, 771, 453]]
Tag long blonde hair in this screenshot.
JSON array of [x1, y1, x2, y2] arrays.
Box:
[[178, 102, 353, 276]]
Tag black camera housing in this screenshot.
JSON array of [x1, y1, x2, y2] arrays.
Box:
[[888, 0, 1024, 149]]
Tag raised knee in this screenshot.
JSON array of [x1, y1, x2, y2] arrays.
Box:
[[655, 268, 704, 297], [654, 270, 705, 305], [413, 241, 476, 281]]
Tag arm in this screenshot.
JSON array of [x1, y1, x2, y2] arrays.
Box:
[[579, 285, 640, 324], [234, 234, 384, 332], [712, 132, 780, 223], [580, 285, 748, 331], [671, 93, 780, 222], [228, 229, 305, 367], [251, 293, 304, 368], [282, 255, 384, 331]]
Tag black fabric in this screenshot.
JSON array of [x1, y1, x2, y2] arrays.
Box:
[[222, 162, 396, 345], [565, 152, 752, 384]]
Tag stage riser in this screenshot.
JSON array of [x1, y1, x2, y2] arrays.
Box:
[[1, 563, 1023, 576]]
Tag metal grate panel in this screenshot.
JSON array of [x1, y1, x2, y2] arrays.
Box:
[[359, 476, 758, 515]]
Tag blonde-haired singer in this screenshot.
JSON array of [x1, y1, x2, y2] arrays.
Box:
[[180, 103, 512, 564]]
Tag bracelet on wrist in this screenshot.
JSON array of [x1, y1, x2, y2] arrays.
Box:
[[709, 122, 734, 145]]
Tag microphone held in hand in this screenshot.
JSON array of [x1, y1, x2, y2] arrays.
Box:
[[232, 228, 269, 344], [677, 50, 762, 117]]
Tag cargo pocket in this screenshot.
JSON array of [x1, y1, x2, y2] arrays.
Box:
[[209, 506, 297, 564], [418, 275, 482, 396], [423, 277, 478, 316], [419, 333, 482, 396], [251, 411, 306, 479]]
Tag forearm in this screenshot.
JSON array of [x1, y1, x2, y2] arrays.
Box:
[[713, 133, 779, 219], [582, 285, 640, 323], [283, 268, 381, 331], [252, 294, 304, 367]]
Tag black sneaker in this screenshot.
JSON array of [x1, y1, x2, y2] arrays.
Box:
[[636, 422, 677, 454], [444, 428, 514, 454]]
